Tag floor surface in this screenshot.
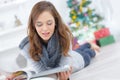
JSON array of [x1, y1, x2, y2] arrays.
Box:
[[70, 41, 120, 80]]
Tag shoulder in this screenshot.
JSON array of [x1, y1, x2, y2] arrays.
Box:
[[19, 36, 31, 58], [19, 36, 29, 49]]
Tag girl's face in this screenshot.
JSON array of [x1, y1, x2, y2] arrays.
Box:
[[35, 11, 55, 42]]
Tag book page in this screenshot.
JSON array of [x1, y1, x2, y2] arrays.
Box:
[[30, 65, 70, 79]]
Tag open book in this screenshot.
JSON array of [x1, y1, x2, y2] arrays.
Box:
[[0, 68, 27, 80], [30, 65, 70, 79], [0, 65, 70, 80]]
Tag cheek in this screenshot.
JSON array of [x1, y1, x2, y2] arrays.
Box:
[[35, 27, 41, 35], [51, 25, 55, 31], [51, 27, 55, 31]]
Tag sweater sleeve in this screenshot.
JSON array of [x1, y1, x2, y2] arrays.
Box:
[[18, 36, 47, 79], [19, 43, 45, 79]]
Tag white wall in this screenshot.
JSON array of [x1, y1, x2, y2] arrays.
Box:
[[107, 0, 120, 41]]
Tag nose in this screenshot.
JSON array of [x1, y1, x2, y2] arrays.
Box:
[[42, 24, 48, 31]]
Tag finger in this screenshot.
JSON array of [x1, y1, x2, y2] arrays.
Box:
[[6, 74, 16, 80], [6, 77, 11, 80], [67, 70, 72, 76], [61, 72, 68, 78], [61, 72, 68, 79], [5, 78, 9, 80], [58, 72, 64, 80], [61, 72, 66, 77], [69, 67, 72, 73]]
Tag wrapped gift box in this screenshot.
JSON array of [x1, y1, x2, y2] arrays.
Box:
[[94, 28, 110, 40], [96, 35, 115, 47]]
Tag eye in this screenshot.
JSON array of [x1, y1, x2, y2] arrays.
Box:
[[36, 22, 42, 27], [47, 21, 53, 25], [47, 22, 52, 25]]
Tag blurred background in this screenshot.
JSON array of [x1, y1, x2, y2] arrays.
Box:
[[0, 0, 120, 79]]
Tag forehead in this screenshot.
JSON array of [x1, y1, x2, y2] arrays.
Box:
[[36, 11, 54, 21]]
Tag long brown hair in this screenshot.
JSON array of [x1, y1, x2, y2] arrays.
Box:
[[27, 1, 73, 61]]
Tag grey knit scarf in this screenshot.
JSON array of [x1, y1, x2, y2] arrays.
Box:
[[19, 32, 62, 69], [40, 32, 62, 69]]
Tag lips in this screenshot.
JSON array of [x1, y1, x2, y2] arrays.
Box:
[[42, 32, 50, 37]]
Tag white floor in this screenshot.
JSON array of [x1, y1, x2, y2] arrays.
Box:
[[70, 41, 120, 80]]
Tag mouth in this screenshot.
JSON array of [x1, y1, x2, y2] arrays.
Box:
[[42, 32, 50, 37]]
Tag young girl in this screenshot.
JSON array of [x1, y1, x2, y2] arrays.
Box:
[[6, 1, 99, 80]]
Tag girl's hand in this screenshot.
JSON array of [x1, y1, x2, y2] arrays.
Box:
[[6, 74, 16, 80], [57, 67, 72, 80], [6, 71, 27, 80]]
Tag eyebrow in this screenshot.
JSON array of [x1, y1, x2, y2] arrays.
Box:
[[36, 21, 42, 23], [36, 19, 53, 23], [47, 20, 53, 22]]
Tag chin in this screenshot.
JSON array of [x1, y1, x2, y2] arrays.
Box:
[[43, 37, 50, 41], [42, 35, 52, 41]]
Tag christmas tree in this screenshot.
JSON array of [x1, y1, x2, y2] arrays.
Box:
[[67, 0, 105, 44]]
